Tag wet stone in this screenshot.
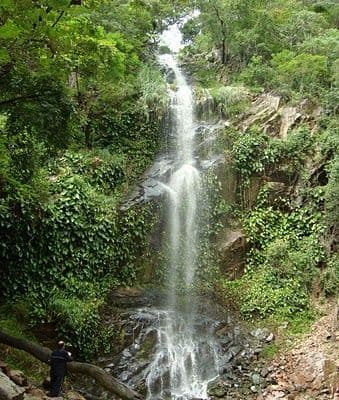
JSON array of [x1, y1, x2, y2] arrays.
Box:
[[252, 373, 262, 385], [251, 328, 269, 341]]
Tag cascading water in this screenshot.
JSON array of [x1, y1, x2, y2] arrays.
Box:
[[74, 21, 259, 400], [144, 22, 220, 400]]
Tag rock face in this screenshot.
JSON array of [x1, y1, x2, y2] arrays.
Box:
[[218, 229, 247, 278], [0, 371, 25, 400], [279, 106, 301, 139], [240, 93, 281, 133], [239, 93, 319, 140]]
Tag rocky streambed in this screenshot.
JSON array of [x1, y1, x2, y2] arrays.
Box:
[[73, 288, 278, 400]]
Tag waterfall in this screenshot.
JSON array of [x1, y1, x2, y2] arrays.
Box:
[[144, 23, 220, 400]]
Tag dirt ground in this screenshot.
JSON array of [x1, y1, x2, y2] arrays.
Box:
[[259, 301, 338, 400]]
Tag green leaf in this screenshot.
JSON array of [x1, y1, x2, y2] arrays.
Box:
[[0, 0, 13, 11], [46, 0, 70, 9], [0, 48, 10, 65], [0, 20, 21, 39]]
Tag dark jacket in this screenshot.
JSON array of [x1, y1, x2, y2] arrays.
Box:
[[50, 349, 73, 376]]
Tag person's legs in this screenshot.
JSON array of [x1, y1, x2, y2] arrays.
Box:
[[50, 373, 64, 397]]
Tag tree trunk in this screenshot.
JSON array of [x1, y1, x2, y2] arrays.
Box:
[[221, 38, 226, 65], [0, 330, 142, 400]]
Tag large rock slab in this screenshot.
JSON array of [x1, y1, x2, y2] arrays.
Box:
[[240, 93, 281, 132], [0, 371, 25, 400], [218, 229, 247, 278]]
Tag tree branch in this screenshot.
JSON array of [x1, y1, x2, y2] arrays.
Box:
[[51, 10, 65, 28], [0, 330, 143, 400], [0, 95, 41, 107]]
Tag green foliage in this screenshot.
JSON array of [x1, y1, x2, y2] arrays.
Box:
[[238, 267, 309, 319], [231, 128, 271, 182], [260, 343, 279, 359], [271, 51, 330, 97], [209, 85, 249, 118], [223, 235, 324, 319], [220, 183, 327, 320], [325, 156, 339, 227], [236, 55, 274, 89], [320, 254, 339, 296], [298, 29, 339, 62], [0, 166, 156, 296], [187, 0, 337, 105], [0, 144, 157, 358], [47, 291, 112, 359], [231, 126, 314, 184], [137, 64, 169, 120], [0, 304, 49, 382]]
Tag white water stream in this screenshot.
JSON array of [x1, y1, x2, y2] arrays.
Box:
[[144, 23, 220, 400]]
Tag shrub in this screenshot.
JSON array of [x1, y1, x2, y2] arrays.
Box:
[[320, 254, 339, 296], [325, 156, 339, 227], [236, 55, 274, 89], [47, 291, 112, 360], [271, 50, 330, 97], [210, 85, 249, 117], [239, 268, 309, 319], [137, 64, 168, 120]]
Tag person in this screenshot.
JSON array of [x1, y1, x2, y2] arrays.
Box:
[[49, 340, 73, 397]]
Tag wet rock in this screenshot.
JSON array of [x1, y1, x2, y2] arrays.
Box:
[[121, 155, 174, 209], [107, 287, 158, 308], [252, 373, 262, 385], [0, 371, 25, 400], [195, 89, 216, 121], [166, 68, 176, 84], [251, 328, 269, 341], [207, 379, 228, 398], [122, 349, 132, 358]]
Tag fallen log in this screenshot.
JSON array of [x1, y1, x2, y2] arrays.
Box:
[[0, 330, 142, 400]]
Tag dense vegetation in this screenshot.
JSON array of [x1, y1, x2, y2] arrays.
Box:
[[181, 0, 338, 322], [0, 0, 187, 359]]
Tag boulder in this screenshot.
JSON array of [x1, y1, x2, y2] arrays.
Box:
[[0, 371, 25, 400], [218, 229, 247, 278], [165, 68, 176, 84], [207, 378, 228, 398], [65, 390, 86, 400], [8, 370, 27, 387], [23, 388, 48, 399]]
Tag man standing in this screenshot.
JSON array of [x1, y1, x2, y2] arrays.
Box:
[[49, 340, 73, 397]]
